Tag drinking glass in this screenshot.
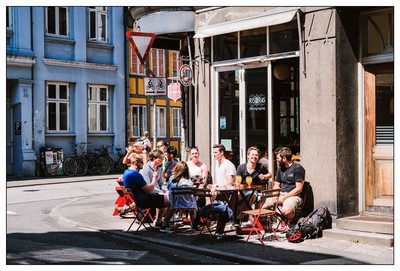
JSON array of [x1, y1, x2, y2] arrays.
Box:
[[246, 176, 253, 186], [235, 175, 242, 187]]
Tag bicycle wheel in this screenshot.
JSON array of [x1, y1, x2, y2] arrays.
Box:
[[96, 156, 111, 175], [117, 156, 127, 172], [63, 157, 77, 176], [75, 157, 88, 176], [86, 154, 98, 175]]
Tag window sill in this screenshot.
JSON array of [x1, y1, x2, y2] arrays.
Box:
[[45, 132, 76, 137], [88, 133, 115, 137], [87, 41, 114, 50], [45, 36, 76, 45]]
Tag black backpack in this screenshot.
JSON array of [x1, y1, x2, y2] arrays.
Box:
[[286, 205, 332, 243]]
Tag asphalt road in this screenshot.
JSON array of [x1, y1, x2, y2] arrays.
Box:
[[6, 176, 394, 266]]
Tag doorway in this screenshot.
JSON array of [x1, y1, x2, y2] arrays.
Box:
[[364, 63, 394, 213], [214, 59, 300, 173]]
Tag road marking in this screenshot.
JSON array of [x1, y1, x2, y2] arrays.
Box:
[[27, 247, 147, 263]]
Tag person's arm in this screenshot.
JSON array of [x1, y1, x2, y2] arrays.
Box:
[[141, 171, 159, 195], [278, 181, 304, 204], [122, 146, 134, 165], [200, 164, 209, 185]]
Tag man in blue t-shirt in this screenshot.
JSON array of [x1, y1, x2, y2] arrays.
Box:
[[262, 147, 305, 222], [122, 153, 170, 226]]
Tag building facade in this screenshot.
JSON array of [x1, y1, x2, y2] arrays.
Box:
[[192, 6, 394, 219], [6, 6, 126, 178]]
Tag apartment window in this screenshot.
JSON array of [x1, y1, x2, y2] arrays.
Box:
[[171, 51, 180, 79], [6, 7, 12, 30], [46, 7, 68, 37], [88, 85, 109, 132], [132, 105, 147, 137], [46, 82, 69, 132], [156, 107, 166, 137], [88, 7, 108, 42], [172, 108, 182, 137], [131, 52, 145, 75], [151, 48, 165, 77]]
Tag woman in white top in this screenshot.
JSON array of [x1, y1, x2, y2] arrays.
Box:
[[186, 146, 208, 187]]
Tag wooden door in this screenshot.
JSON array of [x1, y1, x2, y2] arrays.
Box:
[[364, 70, 394, 211]]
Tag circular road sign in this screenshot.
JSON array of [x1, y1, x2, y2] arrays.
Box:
[[179, 64, 193, 86]]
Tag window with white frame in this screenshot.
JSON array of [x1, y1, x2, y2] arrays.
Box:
[[88, 7, 108, 42], [151, 48, 165, 77], [132, 105, 147, 137], [46, 7, 68, 37], [46, 82, 70, 132], [88, 85, 109, 132], [156, 107, 166, 137], [131, 52, 145, 75], [172, 107, 182, 137], [171, 51, 180, 79], [6, 7, 12, 30]]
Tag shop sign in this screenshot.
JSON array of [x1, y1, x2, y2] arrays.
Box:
[[248, 93, 266, 111], [167, 83, 181, 102]]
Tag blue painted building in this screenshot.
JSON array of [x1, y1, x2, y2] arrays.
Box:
[[6, 7, 126, 178]]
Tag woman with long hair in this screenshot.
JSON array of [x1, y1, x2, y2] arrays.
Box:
[[159, 161, 197, 233]]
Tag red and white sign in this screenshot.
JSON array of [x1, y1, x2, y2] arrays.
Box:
[[179, 64, 193, 86], [167, 83, 181, 102], [126, 31, 156, 64]]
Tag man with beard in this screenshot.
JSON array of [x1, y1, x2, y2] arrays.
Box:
[[262, 146, 305, 225]]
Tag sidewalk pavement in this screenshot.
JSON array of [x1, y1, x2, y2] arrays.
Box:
[[7, 175, 395, 265]]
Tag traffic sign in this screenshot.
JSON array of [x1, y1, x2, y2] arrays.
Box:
[[126, 31, 156, 64], [179, 64, 193, 86], [144, 77, 167, 96]]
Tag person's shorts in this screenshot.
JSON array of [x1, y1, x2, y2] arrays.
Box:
[[264, 192, 303, 212], [136, 193, 165, 209]]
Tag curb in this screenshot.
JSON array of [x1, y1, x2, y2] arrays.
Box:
[[49, 197, 280, 265], [7, 174, 122, 188]]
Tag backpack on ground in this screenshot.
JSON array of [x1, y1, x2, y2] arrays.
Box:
[[286, 205, 332, 243]]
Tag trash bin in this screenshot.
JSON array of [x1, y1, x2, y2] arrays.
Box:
[[40, 147, 64, 176]]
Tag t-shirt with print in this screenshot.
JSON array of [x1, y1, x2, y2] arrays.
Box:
[[275, 162, 305, 193]]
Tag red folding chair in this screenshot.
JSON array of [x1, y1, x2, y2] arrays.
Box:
[[123, 187, 155, 232], [241, 188, 281, 245]]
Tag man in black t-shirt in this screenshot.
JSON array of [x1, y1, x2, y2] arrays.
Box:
[[262, 147, 305, 222]]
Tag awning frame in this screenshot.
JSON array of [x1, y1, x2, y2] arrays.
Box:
[[194, 7, 300, 38]]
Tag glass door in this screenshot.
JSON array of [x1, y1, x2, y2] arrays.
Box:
[[217, 66, 269, 168]]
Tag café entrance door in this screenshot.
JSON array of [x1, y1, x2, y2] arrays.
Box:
[[216, 65, 270, 168]]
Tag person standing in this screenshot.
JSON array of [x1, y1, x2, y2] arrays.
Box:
[[187, 146, 209, 187], [262, 146, 305, 224]]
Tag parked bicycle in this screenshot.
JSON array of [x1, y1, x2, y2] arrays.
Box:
[[63, 143, 88, 176], [95, 144, 127, 175], [79, 142, 100, 175]]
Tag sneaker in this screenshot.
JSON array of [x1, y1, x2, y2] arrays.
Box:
[[230, 223, 241, 231], [159, 226, 173, 233], [154, 222, 163, 228], [215, 232, 223, 240]]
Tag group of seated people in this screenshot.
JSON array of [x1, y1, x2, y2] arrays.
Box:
[[115, 141, 306, 236]]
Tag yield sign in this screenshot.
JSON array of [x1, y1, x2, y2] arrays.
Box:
[[126, 31, 156, 64]]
